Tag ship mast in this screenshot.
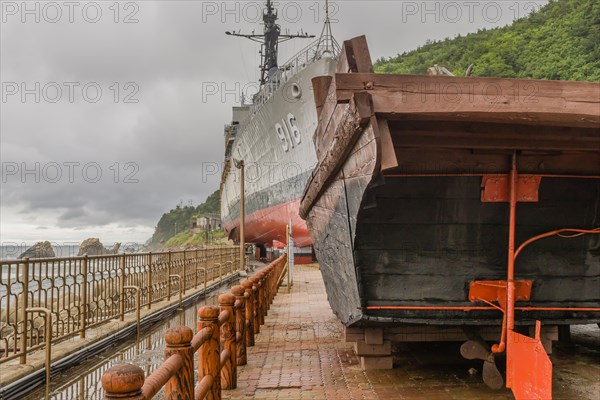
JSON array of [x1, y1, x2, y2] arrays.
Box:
[[315, 0, 337, 55], [226, 0, 315, 85]]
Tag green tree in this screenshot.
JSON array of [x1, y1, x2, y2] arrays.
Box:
[[375, 0, 600, 81]]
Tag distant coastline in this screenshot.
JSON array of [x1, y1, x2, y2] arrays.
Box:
[[0, 242, 146, 260]]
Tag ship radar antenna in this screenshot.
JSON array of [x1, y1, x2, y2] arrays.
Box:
[[225, 0, 315, 86]]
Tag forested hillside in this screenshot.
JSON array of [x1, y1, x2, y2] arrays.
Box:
[[375, 0, 599, 81], [149, 190, 220, 246]]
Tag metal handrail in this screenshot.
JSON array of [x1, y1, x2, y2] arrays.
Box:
[[123, 286, 141, 345], [0, 247, 240, 364], [196, 267, 207, 304], [26, 307, 52, 399], [169, 275, 183, 309]]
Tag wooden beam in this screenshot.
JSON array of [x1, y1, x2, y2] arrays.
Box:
[[334, 73, 600, 128], [376, 117, 398, 171], [300, 92, 374, 219], [312, 76, 333, 119], [388, 120, 600, 152], [383, 148, 600, 176], [337, 35, 374, 74], [312, 77, 338, 157]]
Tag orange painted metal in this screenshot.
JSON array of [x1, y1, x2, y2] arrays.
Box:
[[468, 280, 532, 304], [515, 228, 600, 259], [481, 174, 541, 203], [222, 199, 313, 248], [502, 152, 519, 367], [366, 305, 600, 312], [508, 321, 552, 400]]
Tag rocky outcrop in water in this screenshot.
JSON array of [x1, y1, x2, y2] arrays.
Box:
[[18, 241, 55, 259], [109, 242, 121, 254], [78, 238, 121, 256]]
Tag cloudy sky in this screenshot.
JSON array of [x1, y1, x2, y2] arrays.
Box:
[[1, 0, 547, 245]]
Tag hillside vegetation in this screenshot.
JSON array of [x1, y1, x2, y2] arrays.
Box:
[[375, 0, 600, 81], [149, 190, 222, 247]]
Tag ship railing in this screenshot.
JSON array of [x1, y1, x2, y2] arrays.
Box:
[[101, 254, 288, 400], [0, 246, 240, 365], [249, 35, 340, 115]]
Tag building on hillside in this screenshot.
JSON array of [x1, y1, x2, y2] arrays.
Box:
[[191, 214, 222, 234]]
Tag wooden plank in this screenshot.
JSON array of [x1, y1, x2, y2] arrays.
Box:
[[333, 73, 600, 128], [312, 77, 339, 157], [319, 100, 347, 160], [376, 117, 398, 171], [312, 76, 333, 120], [387, 120, 600, 152], [346, 35, 374, 73], [336, 35, 373, 74], [300, 92, 374, 219], [364, 327, 384, 345], [336, 42, 350, 73], [384, 148, 600, 176], [355, 340, 391, 356], [391, 129, 600, 152], [335, 72, 600, 103]]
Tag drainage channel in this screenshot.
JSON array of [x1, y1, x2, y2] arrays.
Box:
[[8, 274, 242, 400]]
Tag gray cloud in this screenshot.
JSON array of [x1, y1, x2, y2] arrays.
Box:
[[1, 0, 547, 243]]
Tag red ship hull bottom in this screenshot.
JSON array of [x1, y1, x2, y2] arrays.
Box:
[[223, 198, 313, 249]]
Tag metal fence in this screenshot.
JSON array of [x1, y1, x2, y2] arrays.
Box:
[[0, 246, 239, 364]]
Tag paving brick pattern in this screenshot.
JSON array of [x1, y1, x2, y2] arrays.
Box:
[[224, 265, 599, 400]]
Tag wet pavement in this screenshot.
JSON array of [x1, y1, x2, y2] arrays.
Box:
[[225, 265, 599, 400]]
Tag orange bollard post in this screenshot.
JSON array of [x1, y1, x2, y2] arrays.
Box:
[[218, 293, 237, 389], [231, 285, 247, 366], [249, 277, 260, 334], [164, 326, 194, 399], [101, 363, 145, 400], [198, 306, 221, 400], [241, 281, 255, 346], [256, 273, 266, 325]]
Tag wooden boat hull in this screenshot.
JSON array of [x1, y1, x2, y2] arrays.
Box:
[[301, 36, 600, 328]]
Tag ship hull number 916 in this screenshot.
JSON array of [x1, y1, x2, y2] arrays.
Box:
[[275, 113, 301, 152]]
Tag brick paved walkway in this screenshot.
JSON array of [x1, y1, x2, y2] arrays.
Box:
[[224, 265, 599, 400]]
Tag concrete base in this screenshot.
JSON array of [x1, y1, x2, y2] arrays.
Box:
[[360, 355, 393, 370], [354, 340, 391, 356], [346, 327, 394, 370], [529, 325, 558, 354]]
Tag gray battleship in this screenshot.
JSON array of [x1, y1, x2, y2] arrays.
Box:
[[220, 0, 338, 255]]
